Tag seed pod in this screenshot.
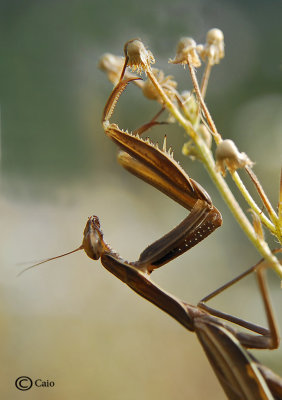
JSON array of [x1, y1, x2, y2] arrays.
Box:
[[98, 53, 127, 85], [215, 139, 253, 176], [124, 39, 155, 74], [169, 37, 201, 67], [197, 28, 225, 65]]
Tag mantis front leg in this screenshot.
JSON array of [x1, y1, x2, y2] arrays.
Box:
[[100, 77, 280, 349], [102, 78, 222, 273]]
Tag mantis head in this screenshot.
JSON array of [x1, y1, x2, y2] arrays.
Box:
[[19, 216, 109, 276]]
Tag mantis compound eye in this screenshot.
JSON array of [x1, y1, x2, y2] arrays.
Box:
[[82, 216, 105, 260]]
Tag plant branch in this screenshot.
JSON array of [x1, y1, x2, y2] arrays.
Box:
[[146, 63, 282, 279]]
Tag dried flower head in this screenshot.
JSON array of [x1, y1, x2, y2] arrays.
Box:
[[197, 28, 225, 65], [142, 68, 177, 102], [169, 37, 201, 67], [98, 53, 127, 85], [215, 139, 253, 176], [124, 39, 155, 74]]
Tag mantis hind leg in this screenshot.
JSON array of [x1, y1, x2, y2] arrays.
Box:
[[198, 254, 281, 350]]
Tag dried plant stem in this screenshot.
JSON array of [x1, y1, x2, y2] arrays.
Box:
[[186, 55, 222, 145], [231, 170, 277, 235], [245, 166, 280, 237], [200, 61, 212, 99], [146, 66, 282, 279]]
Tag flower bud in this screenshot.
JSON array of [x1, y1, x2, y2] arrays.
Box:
[[198, 28, 225, 65], [169, 37, 201, 67], [98, 53, 126, 84], [215, 139, 253, 176], [249, 209, 264, 241], [124, 39, 155, 73]]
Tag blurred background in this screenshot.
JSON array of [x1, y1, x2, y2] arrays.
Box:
[[1, 0, 282, 398]]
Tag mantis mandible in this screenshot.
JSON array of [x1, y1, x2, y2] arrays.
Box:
[[25, 77, 282, 399]]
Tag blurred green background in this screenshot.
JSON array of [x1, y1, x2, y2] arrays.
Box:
[[1, 0, 282, 399]]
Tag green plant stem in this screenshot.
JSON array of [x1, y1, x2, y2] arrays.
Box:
[[231, 171, 276, 234], [196, 139, 282, 278], [146, 66, 282, 279], [185, 57, 278, 239], [244, 166, 281, 243]]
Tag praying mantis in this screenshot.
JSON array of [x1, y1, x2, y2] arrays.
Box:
[[26, 75, 282, 399]]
